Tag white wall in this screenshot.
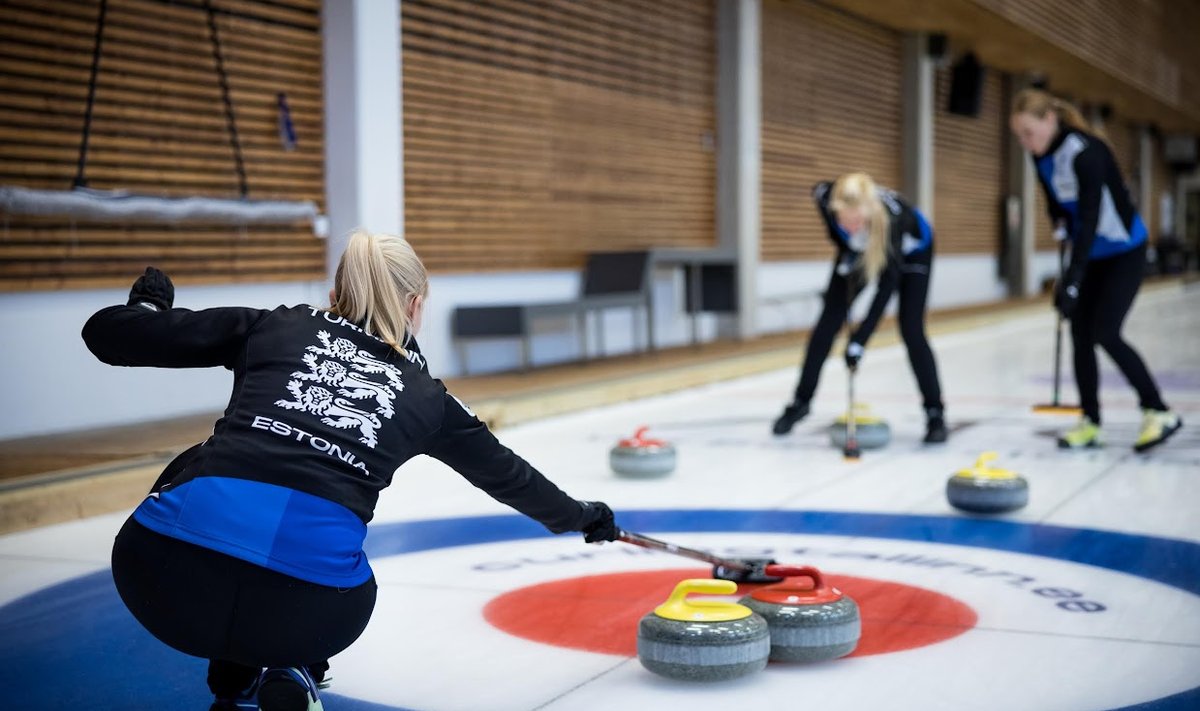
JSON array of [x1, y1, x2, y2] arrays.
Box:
[[0, 282, 325, 440], [423, 270, 578, 375], [925, 253, 1010, 308], [0, 251, 1017, 440], [0, 268, 721, 441], [1030, 250, 1063, 294], [427, 268, 723, 377]]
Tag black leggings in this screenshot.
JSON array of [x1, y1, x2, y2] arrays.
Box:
[[1070, 243, 1167, 424], [792, 251, 943, 412], [112, 518, 377, 697]]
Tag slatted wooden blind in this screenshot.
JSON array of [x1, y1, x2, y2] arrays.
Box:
[[973, 0, 1191, 118], [401, 0, 716, 272], [0, 0, 325, 291], [761, 0, 902, 262], [1104, 119, 1139, 200], [932, 63, 1005, 253], [1033, 189, 1057, 252]]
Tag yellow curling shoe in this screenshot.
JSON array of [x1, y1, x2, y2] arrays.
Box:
[[1058, 417, 1101, 449], [1134, 409, 1182, 453]]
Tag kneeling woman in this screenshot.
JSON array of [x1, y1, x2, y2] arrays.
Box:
[[772, 173, 947, 443], [83, 232, 618, 711]]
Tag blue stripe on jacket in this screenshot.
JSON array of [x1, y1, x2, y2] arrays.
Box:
[[133, 476, 371, 587]]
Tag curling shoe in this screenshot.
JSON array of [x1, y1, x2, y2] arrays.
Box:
[[1134, 409, 1182, 453], [1058, 417, 1101, 450], [772, 401, 810, 435], [257, 667, 324, 711], [923, 407, 948, 444]]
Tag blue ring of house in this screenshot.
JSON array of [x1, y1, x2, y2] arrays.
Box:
[[2, 509, 1197, 711]]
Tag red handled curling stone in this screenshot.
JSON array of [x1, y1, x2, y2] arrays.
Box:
[[609, 426, 676, 478], [739, 564, 860, 662], [637, 579, 771, 681]]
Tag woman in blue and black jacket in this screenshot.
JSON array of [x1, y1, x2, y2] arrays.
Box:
[[1011, 89, 1181, 451], [83, 232, 618, 711], [772, 172, 947, 444]]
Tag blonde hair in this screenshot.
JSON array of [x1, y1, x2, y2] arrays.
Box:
[[330, 229, 429, 354], [1012, 88, 1106, 143], [830, 172, 890, 282]]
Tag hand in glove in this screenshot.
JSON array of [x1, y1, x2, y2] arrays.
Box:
[[128, 267, 174, 311], [1054, 275, 1081, 319], [844, 341, 865, 370], [578, 501, 618, 543]]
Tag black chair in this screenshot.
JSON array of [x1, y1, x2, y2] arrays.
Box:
[[451, 251, 653, 373]]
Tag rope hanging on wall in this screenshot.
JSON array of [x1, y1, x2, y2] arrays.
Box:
[[1, 0, 328, 238]]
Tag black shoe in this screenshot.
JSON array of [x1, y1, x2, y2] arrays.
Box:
[[923, 407, 948, 444], [772, 401, 810, 435], [257, 667, 321, 711]]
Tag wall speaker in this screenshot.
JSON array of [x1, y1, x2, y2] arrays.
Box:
[[948, 51, 984, 117], [927, 33, 948, 60]]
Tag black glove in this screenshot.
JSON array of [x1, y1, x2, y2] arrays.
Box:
[[128, 267, 174, 311], [844, 341, 864, 370], [1054, 276, 1080, 320], [578, 501, 617, 543]]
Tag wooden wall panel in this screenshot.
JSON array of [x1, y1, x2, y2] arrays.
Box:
[[1033, 188, 1057, 252], [972, 0, 1199, 123], [933, 63, 1005, 253], [0, 0, 325, 291], [1103, 119, 1138, 198], [401, 0, 717, 273], [761, 0, 903, 262]]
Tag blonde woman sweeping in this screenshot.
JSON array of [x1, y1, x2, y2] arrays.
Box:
[[772, 173, 947, 444], [1011, 89, 1181, 451]]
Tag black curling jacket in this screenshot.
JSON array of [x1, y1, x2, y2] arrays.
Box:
[[1032, 127, 1147, 282], [811, 181, 934, 346], [82, 303, 593, 586]]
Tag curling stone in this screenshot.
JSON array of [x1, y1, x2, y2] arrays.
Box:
[[827, 404, 891, 450], [637, 579, 770, 681], [739, 565, 860, 662], [609, 426, 676, 478], [946, 452, 1029, 514]]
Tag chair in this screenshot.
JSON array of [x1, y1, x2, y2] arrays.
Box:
[[451, 251, 653, 373]]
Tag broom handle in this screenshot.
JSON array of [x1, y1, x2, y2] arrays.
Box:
[[1051, 240, 1066, 406], [846, 276, 857, 444], [617, 529, 751, 571], [847, 359, 857, 441]]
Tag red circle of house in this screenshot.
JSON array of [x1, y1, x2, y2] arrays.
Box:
[[483, 568, 977, 657]]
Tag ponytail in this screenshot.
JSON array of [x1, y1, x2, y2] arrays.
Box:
[[330, 230, 429, 355], [1012, 88, 1107, 144], [830, 172, 890, 282]]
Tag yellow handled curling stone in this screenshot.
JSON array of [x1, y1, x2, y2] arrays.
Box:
[[946, 452, 1029, 514], [637, 579, 770, 681], [828, 403, 891, 450]]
